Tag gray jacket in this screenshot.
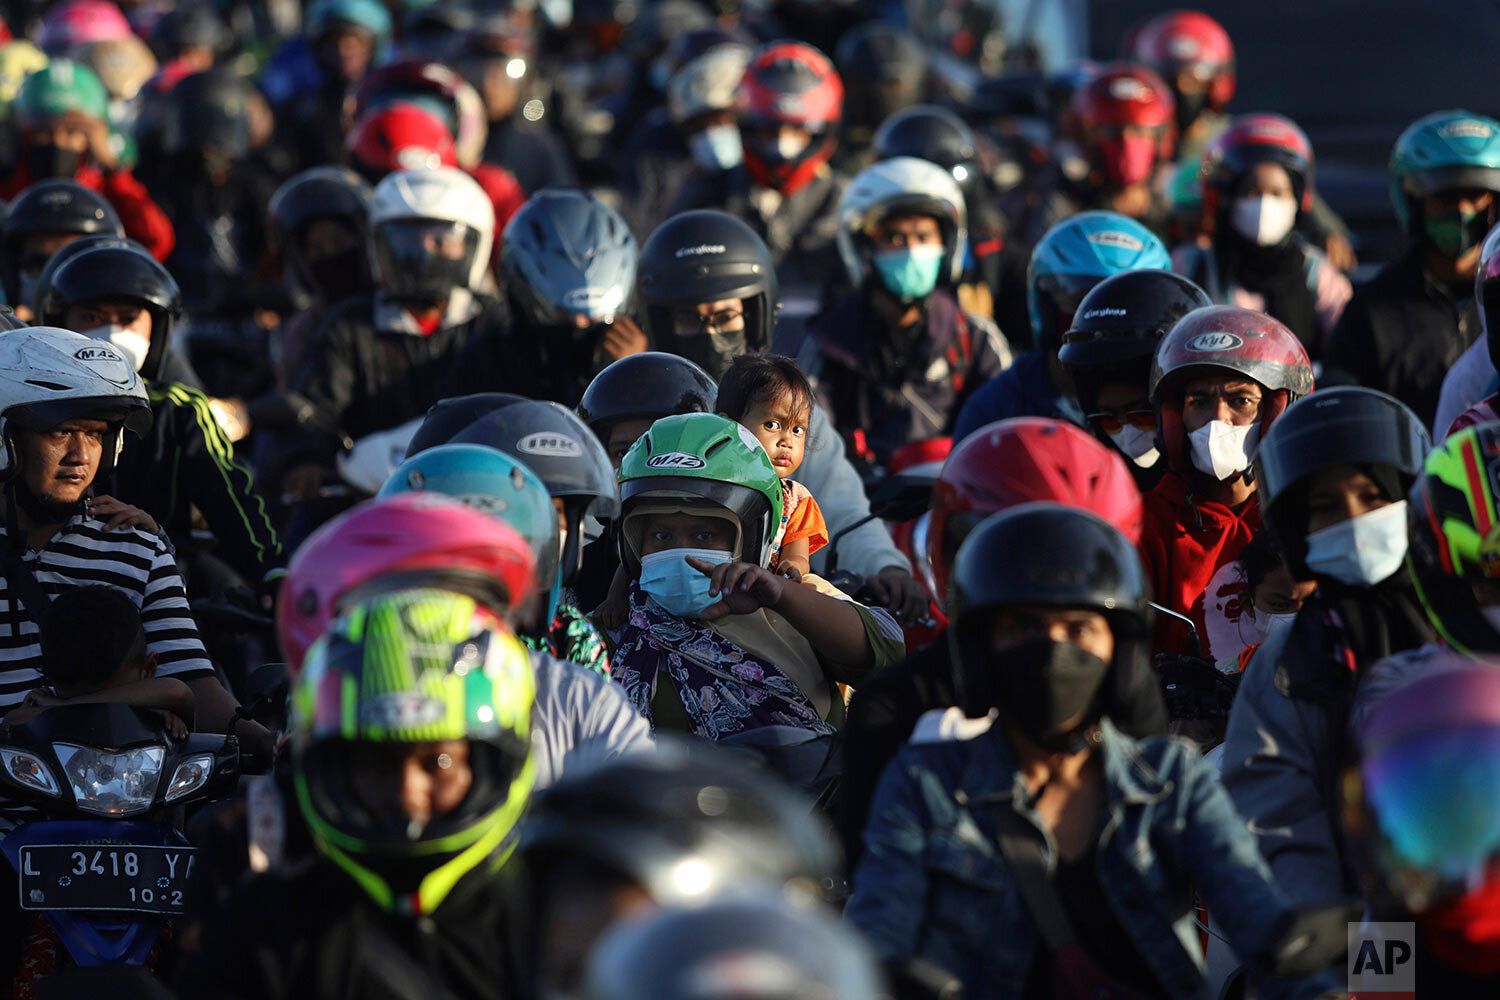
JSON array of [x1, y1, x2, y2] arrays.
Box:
[[801, 402, 910, 581], [530, 650, 653, 787]]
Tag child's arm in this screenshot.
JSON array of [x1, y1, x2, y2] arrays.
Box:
[[60, 678, 197, 724], [776, 538, 811, 582], [592, 565, 632, 630]]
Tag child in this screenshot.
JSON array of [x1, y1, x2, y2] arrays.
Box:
[[1206, 532, 1317, 673], [5, 586, 196, 737], [714, 354, 829, 582]]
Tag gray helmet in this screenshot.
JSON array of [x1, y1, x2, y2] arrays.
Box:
[[500, 188, 638, 327]]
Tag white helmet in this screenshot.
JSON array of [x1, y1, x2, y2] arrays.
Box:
[[369, 167, 494, 298], [0, 326, 151, 479], [667, 43, 752, 126], [835, 155, 968, 289]]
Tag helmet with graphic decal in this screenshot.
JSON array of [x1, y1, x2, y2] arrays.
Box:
[[738, 41, 842, 195], [1127, 10, 1234, 135], [616, 413, 782, 573], [1070, 63, 1175, 190], [291, 588, 536, 917]]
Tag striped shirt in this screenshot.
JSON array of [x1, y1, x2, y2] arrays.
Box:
[[0, 515, 214, 712]]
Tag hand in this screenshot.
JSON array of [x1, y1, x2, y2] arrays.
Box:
[[599, 315, 648, 361], [687, 556, 786, 620], [1323, 232, 1358, 273], [22, 688, 62, 709], [864, 567, 929, 624], [79, 113, 117, 171], [282, 464, 331, 504], [778, 563, 804, 583], [88, 495, 158, 534], [153, 710, 189, 741]]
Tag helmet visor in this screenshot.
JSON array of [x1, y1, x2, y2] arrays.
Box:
[[373, 219, 478, 302]]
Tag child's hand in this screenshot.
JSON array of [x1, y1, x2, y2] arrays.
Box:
[[688, 557, 786, 620], [88, 495, 159, 534], [778, 563, 804, 584], [592, 593, 629, 630], [22, 688, 63, 709], [154, 711, 189, 741]]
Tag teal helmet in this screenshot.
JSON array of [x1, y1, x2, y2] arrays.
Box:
[[15, 58, 108, 127], [1389, 110, 1500, 235], [305, 0, 393, 47], [380, 444, 563, 625], [1026, 210, 1170, 354]]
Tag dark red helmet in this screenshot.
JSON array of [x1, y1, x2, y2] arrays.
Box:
[[928, 417, 1143, 606], [344, 103, 457, 184], [1150, 305, 1313, 476], [738, 41, 843, 194], [1201, 112, 1315, 218], [1071, 63, 1175, 187], [1130, 10, 1235, 120]]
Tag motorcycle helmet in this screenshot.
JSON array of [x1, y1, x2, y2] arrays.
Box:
[[616, 413, 781, 572], [577, 352, 718, 444], [267, 166, 374, 304], [28, 232, 138, 318], [1026, 211, 1170, 355], [292, 588, 536, 917], [368, 167, 494, 303], [157, 69, 251, 166], [147, 6, 229, 63], [0, 42, 48, 105], [1255, 386, 1428, 578], [353, 59, 487, 169], [1151, 304, 1314, 479], [834, 22, 927, 136], [738, 41, 843, 194], [0, 179, 123, 309], [344, 102, 458, 184], [38, 1, 131, 56], [500, 188, 637, 328], [1071, 62, 1175, 188], [304, 0, 393, 50], [79, 35, 156, 102], [277, 493, 537, 672], [14, 57, 108, 127], [873, 104, 980, 194], [835, 155, 966, 296], [1059, 269, 1212, 416], [666, 43, 752, 127], [400, 1, 475, 60], [406, 392, 529, 457], [1201, 112, 1315, 222], [448, 400, 619, 580], [928, 417, 1143, 605], [637, 209, 778, 379], [379, 443, 562, 624], [36, 240, 180, 382], [1479, 223, 1500, 378], [1128, 9, 1234, 135], [947, 504, 1155, 725], [1389, 110, 1500, 239], [584, 895, 882, 1000]]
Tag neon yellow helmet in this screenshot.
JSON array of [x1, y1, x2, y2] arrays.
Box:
[[291, 588, 536, 916], [0, 42, 47, 106]]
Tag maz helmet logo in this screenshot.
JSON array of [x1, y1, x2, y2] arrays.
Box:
[[645, 451, 706, 470]]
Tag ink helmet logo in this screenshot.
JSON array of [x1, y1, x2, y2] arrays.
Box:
[[517, 432, 583, 458], [645, 451, 707, 470], [1184, 331, 1244, 353], [1085, 230, 1145, 252]]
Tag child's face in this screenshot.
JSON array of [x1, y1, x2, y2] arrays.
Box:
[[638, 511, 735, 557], [740, 391, 808, 479]]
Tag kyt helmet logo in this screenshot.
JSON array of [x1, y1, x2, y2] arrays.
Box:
[[1185, 332, 1244, 352], [645, 451, 707, 470]]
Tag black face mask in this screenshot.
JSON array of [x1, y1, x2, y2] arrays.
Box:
[[664, 327, 748, 381], [1173, 89, 1208, 134], [305, 247, 371, 303], [26, 142, 81, 180], [995, 637, 1112, 752]]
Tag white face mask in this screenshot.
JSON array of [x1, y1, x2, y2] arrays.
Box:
[[687, 123, 743, 172], [1188, 419, 1260, 481], [775, 130, 810, 160], [82, 323, 150, 373], [1230, 194, 1298, 246], [1303, 501, 1409, 587], [1107, 425, 1160, 468], [1253, 609, 1299, 642]]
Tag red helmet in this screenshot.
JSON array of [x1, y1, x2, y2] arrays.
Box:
[[738, 41, 843, 194], [889, 437, 951, 478], [928, 417, 1142, 605], [1150, 305, 1313, 476], [1130, 10, 1235, 116], [353, 59, 486, 167], [1072, 63, 1175, 187], [1201, 112, 1315, 218], [277, 493, 536, 673], [344, 103, 457, 183]]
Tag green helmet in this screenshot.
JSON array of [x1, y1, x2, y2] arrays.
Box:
[[617, 413, 782, 572], [1168, 158, 1203, 216], [15, 59, 108, 128], [1389, 110, 1500, 234], [291, 588, 537, 917]]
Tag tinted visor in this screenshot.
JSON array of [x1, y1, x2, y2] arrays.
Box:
[[373, 220, 478, 302]]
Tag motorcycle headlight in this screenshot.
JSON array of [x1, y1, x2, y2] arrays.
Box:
[[53, 743, 164, 816], [164, 753, 216, 804], [0, 748, 59, 797]]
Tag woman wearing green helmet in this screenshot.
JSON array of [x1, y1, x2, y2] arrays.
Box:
[[611, 413, 905, 750]]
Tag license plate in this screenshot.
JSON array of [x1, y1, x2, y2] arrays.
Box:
[[17, 845, 197, 914]]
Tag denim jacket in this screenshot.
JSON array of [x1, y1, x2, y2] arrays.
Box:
[[846, 720, 1294, 1000]]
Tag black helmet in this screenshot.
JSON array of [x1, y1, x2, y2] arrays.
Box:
[[37, 241, 181, 382], [268, 166, 375, 303], [29, 233, 141, 319], [500, 188, 638, 329], [584, 895, 883, 1000], [947, 504, 1160, 734], [577, 352, 717, 443], [520, 739, 841, 904], [159, 69, 251, 162], [1058, 269, 1212, 410], [638, 210, 778, 379], [401, 1, 475, 56], [1, 180, 123, 305], [1256, 386, 1430, 578], [449, 400, 618, 580], [873, 104, 979, 193], [406, 392, 530, 457], [147, 6, 229, 61], [835, 23, 927, 134]]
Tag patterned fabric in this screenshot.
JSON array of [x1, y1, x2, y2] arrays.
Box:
[[521, 603, 610, 676], [769, 478, 829, 568], [611, 583, 836, 741]]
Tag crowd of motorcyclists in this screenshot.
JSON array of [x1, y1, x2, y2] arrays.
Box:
[[0, 0, 1494, 997]]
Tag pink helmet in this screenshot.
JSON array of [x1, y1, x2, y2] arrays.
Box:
[[277, 493, 537, 673], [39, 0, 133, 55]]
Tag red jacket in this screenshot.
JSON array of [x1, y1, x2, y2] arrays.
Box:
[[0, 161, 175, 262], [1140, 472, 1261, 658]]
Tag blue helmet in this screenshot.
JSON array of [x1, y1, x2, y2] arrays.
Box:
[[1026, 210, 1170, 353], [305, 0, 392, 46], [379, 443, 563, 625]]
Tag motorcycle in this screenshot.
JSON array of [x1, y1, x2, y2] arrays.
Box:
[[0, 704, 241, 996]]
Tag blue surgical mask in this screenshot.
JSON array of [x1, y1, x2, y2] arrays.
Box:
[[1303, 501, 1409, 588], [687, 123, 743, 172], [872, 244, 945, 301], [639, 548, 734, 618]]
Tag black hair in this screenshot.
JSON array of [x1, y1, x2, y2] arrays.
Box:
[[1237, 531, 1292, 605], [40, 586, 147, 692], [714, 354, 814, 425]]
